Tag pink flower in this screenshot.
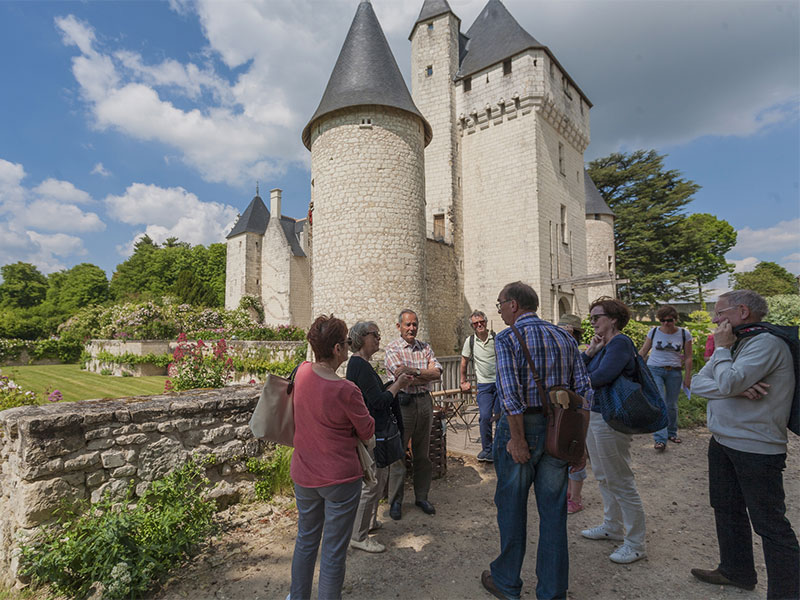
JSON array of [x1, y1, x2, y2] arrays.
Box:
[[47, 389, 62, 403], [164, 379, 173, 391], [248, 379, 256, 384]]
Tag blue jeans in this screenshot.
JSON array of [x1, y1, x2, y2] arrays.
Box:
[[291, 479, 362, 600], [650, 366, 682, 443], [708, 437, 799, 599], [490, 413, 569, 599], [477, 382, 500, 453]]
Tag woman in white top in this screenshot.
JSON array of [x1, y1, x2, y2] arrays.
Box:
[[638, 305, 693, 451]]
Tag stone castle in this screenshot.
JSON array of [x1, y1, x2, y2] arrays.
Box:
[[225, 0, 616, 354]]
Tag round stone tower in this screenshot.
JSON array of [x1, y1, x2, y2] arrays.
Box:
[[584, 170, 617, 301], [302, 0, 433, 342]]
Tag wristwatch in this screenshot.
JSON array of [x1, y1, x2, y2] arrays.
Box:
[[415, 368, 421, 376]]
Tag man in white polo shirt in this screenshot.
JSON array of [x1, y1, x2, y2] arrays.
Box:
[[460, 310, 499, 462]]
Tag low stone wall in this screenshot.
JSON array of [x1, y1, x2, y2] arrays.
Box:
[[0, 386, 267, 584], [0, 352, 61, 367], [85, 339, 305, 379]]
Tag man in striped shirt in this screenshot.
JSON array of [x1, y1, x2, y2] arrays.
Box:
[[481, 282, 591, 600], [385, 309, 442, 521]]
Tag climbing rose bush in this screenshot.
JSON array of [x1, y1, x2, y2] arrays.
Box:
[[166, 334, 233, 391]]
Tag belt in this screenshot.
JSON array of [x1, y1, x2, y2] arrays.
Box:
[[399, 391, 428, 398], [523, 406, 544, 414], [661, 366, 680, 371]]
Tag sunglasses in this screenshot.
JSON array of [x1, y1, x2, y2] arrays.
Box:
[[589, 314, 607, 323], [660, 318, 675, 323], [366, 331, 381, 340], [471, 320, 487, 327]]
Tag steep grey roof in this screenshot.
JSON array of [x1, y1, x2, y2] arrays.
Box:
[[409, 0, 457, 39], [458, 0, 542, 79], [457, 0, 592, 106], [584, 171, 614, 217], [281, 216, 306, 257], [226, 195, 269, 238], [302, 0, 432, 149]]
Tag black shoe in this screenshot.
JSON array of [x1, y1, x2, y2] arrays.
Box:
[[690, 568, 756, 591], [415, 500, 436, 515], [481, 570, 508, 600], [389, 501, 402, 521]]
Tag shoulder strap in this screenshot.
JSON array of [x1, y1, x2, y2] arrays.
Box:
[[508, 323, 551, 411], [648, 327, 656, 341], [469, 334, 474, 358], [682, 328, 686, 345]]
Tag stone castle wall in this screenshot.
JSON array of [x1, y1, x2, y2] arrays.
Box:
[[225, 232, 262, 311], [289, 255, 312, 328], [0, 387, 267, 583], [309, 106, 429, 343], [261, 216, 292, 327], [424, 239, 462, 355]]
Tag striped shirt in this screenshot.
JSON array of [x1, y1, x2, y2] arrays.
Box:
[[495, 313, 593, 415], [384, 337, 443, 394]]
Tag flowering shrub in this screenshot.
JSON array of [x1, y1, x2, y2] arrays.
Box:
[[0, 373, 39, 411], [0, 338, 82, 364], [47, 389, 63, 403], [166, 334, 233, 391]]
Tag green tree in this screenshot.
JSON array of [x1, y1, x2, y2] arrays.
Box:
[[731, 261, 798, 296], [587, 150, 701, 307], [680, 213, 737, 305], [0, 262, 48, 308], [173, 270, 217, 306], [54, 263, 109, 312]]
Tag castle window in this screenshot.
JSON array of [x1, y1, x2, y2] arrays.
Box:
[[558, 142, 565, 176], [463, 77, 472, 92], [256, 242, 259, 248], [256, 279, 259, 285], [594, 214, 600, 220], [426, 65, 433, 77], [562, 76, 573, 100], [608, 256, 613, 272], [360, 118, 372, 127], [560, 205, 568, 244], [433, 214, 445, 241], [550, 61, 554, 78], [428, 22, 434, 31], [580, 100, 584, 115], [503, 59, 512, 75]]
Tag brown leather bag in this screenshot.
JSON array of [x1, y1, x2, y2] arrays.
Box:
[[509, 324, 589, 464]]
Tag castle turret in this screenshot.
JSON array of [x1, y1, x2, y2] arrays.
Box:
[[410, 0, 460, 244], [225, 193, 266, 310], [584, 171, 616, 301], [303, 0, 432, 342]]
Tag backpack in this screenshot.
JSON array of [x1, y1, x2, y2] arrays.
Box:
[[733, 323, 799, 437]]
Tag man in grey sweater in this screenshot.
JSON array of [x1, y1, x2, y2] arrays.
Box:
[[691, 289, 798, 600]]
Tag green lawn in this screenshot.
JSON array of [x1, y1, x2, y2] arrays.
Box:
[[1, 364, 168, 403]]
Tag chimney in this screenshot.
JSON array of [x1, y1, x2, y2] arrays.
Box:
[[270, 188, 282, 219]]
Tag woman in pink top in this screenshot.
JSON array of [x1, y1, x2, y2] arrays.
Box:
[[290, 315, 375, 600]]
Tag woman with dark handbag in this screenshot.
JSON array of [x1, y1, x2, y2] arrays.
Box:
[[289, 315, 374, 600], [580, 297, 648, 565], [346, 321, 413, 554]]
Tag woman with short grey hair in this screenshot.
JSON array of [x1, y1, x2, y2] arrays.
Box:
[[346, 321, 412, 553]]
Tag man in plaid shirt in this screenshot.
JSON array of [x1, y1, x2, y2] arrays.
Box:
[[385, 309, 442, 520], [481, 282, 591, 600]]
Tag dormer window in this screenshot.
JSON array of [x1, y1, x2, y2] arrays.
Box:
[[503, 59, 512, 75], [463, 77, 472, 92], [360, 118, 372, 127]]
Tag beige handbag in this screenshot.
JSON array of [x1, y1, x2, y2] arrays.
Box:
[[249, 366, 300, 447], [357, 436, 377, 485]]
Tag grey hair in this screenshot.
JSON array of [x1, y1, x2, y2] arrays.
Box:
[[470, 310, 487, 320], [719, 290, 769, 320], [397, 309, 417, 324], [349, 321, 378, 352]]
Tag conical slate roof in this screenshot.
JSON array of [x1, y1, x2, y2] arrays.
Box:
[[457, 0, 542, 78], [226, 195, 269, 238], [302, 0, 432, 149], [584, 171, 614, 217], [409, 0, 457, 39]]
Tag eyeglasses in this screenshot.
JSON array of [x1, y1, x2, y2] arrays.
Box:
[[366, 331, 381, 340], [338, 338, 351, 347], [496, 299, 512, 310], [660, 318, 675, 323], [589, 314, 607, 323], [471, 320, 487, 327], [713, 306, 738, 319]]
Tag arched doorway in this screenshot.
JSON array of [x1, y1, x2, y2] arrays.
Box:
[[558, 297, 571, 317]]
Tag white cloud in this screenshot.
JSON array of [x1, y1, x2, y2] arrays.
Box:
[[732, 257, 761, 273], [104, 183, 238, 254], [780, 252, 800, 275], [91, 162, 110, 176], [0, 157, 100, 270], [732, 218, 800, 256], [33, 178, 93, 204]]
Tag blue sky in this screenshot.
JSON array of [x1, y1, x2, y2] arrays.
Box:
[[0, 0, 798, 298]]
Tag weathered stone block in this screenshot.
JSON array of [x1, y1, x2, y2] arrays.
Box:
[[101, 452, 126, 469], [112, 465, 137, 478], [85, 427, 112, 441], [86, 471, 107, 487], [174, 418, 200, 432], [137, 438, 188, 481], [16, 478, 84, 527], [64, 452, 101, 472], [202, 425, 235, 446], [116, 434, 149, 446], [157, 422, 175, 433], [19, 458, 63, 481], [87, 439, 114, 451], [90, 479, 128, 503]]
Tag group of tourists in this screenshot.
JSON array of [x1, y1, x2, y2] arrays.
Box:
[[284, 283, 798, 600]]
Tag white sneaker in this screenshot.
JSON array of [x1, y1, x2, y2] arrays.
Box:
[[350, 537, 386, 553], [581, 525, 624, 541], [610, 544, 646, 564]]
